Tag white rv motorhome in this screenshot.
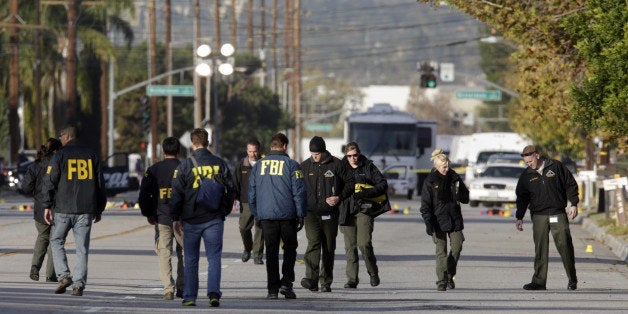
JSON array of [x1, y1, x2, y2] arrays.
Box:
[[345, 103, 437, 198]]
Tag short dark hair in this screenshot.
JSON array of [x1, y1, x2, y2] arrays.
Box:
[[190, 128, 209, 147], [270, 133, 289, 150], [162, 137, 181, 156], [246, 138, 261, 149]]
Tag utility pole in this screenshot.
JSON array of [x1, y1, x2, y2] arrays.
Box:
[[231, 0, 237, 49], [293, 0, 302, 160], [193, 0, 201, 129], [8, 0, 19, 164], [149, 0, 158, 163], [100, 40, 108, 159], [259, 0, 266, 87], [272, 0, 277, 92], [165, 0, 173, 136], [284, 0, 292, 69], [215, 0, 222, 49], [34, 0, 42, 148], [66, 0, 78, 124], [247, 0, 254, 55], [284, 0, 295, 155]]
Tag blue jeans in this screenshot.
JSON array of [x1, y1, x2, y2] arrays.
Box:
[[50, 213, 93, 288], [182, 218, 224, 301]]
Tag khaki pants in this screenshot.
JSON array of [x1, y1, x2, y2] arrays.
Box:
[[432, 230, 464, 286], [156, 224, 184, 294], [340, 212, 378, 284]]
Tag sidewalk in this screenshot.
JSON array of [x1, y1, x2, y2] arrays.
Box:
[[581, 217, 628, 263]]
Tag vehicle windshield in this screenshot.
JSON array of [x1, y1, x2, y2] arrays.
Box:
[[487, 154, 524, 165], [477, 151, 518, 164], [349, 123, 416, 156], [482, 166, 523, 178]]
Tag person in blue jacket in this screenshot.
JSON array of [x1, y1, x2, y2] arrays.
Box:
[[249, 133, 307, 300]]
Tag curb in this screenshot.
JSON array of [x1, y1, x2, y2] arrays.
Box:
[[581, 217, 628, 263]]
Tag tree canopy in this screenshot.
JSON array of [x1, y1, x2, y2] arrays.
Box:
[[418, 0, 627, 163]]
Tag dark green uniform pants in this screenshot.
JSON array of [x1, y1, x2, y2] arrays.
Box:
[[303, 211, 338, 285], [432, 230, 464, 287], [340, 212, 378, 284], [239, 203, 264, 260], [32, 221, 55, 280], [531, 212, 577, 286]]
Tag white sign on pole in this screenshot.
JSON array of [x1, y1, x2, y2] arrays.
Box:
[[440, 63, 455, 82], [603, 177, 628, 191]]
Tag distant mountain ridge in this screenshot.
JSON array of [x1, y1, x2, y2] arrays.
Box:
[[127, 0, 483, 86]]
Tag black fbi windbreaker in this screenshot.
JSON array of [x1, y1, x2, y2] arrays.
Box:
[[41, 140, 107, 215], [138, 157, 180, 225]]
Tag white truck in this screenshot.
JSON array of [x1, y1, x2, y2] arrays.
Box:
[[449, 132, 531, 183]]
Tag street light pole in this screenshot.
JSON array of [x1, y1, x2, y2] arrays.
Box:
[[195, 43, 235, 156]]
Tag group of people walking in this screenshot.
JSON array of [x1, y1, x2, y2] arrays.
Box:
[[26, 125, 580, 307]]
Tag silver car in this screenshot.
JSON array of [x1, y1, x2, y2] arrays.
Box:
[[469, 163, 526, 207]]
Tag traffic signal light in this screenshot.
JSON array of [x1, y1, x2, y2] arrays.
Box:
[[139, 95, 150, 133], [420, 73, 437, 88], [418, 62, 437, 88]]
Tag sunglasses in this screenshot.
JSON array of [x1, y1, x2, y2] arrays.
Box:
[[520, 151, 537, 157], [346, 153, 359, 158]]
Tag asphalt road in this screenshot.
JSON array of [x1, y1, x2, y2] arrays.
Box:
[[0, 190, 626, 313]]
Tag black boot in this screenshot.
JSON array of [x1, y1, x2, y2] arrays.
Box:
[[30, 266, 40, 281]]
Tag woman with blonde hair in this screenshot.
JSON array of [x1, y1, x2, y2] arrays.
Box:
[[420, 149, 469, 291]]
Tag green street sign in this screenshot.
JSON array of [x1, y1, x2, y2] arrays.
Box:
[[455, 90, 502, 101], [146, 85, 194, 96], [305, 123, 333, 132]]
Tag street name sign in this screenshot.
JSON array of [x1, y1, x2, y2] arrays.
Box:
[[305, 123, 333, 132], [455, 90, 502, 101], [146, 85, 194, 96]]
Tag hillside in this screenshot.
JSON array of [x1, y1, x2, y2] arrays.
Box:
[[127, 0, 484, 86]]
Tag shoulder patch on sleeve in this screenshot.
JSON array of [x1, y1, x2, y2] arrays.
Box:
[[173, 169, 178, 179], [46, 166, 52, 174]]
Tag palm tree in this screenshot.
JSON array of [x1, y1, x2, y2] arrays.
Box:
[[3, 1, 134, 155]]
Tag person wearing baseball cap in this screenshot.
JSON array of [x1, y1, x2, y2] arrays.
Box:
[[515, 145, 579, 291]]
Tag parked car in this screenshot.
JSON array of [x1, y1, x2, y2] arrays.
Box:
[[469, 163, 526, 207], [487, 153, 525, 166], [383, 164, 417, 200]]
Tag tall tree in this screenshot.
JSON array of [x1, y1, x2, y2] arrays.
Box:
[[419, 0, 626, 165], [563, 0, 628, 156]]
